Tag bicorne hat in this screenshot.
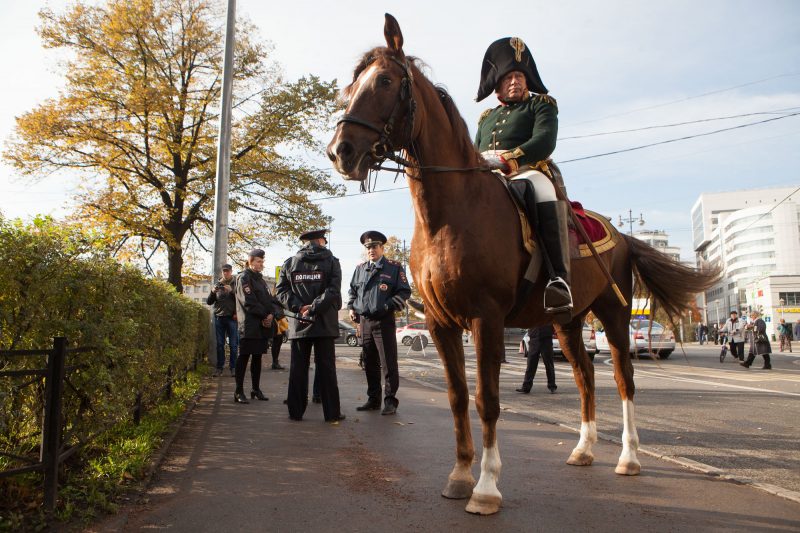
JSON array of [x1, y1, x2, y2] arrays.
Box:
[[476, 37, 548, 102], [360, 230, 387, 247], [299, 229, 328, 242]]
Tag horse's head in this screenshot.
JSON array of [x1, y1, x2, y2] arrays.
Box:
[[327, 14, 416, 181]]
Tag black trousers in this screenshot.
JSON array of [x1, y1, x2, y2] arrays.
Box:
[[235, 352, 264, 393], [729, 341, 745, 360], [522, 337, 556, 391], [361, 315, 399, 407], [287, 337, 341, 421], [271, 334, 284, 364]]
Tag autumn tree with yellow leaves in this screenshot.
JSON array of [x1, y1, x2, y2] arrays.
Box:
[[4, 0, 342, 292]]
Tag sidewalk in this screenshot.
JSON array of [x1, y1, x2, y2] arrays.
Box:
[[94, 362, 800, 532]]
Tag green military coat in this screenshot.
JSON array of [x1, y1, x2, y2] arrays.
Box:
[[474, 94, 558, 168]]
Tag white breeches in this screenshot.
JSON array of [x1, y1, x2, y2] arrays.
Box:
[[510, 170, 557, 203]]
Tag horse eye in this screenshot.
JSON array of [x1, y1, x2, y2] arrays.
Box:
[[379, 76, 392, 87]]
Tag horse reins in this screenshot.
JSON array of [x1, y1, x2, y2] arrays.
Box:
[[337, 56, 488, 177]]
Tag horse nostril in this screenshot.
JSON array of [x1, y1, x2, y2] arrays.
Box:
[[335, 141, 354, 160], [326, 148, 336, 162]]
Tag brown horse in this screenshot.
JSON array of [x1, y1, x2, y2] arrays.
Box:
[[327, 14, 717, 515]]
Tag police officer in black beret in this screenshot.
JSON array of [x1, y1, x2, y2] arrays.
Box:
[[234, 249, 284, 404], [276, 229, 345, 422], [348, 231, 411, 415]]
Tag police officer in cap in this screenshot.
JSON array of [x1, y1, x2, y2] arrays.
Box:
[[475, 37, 572, 316], [348, 231, 411, 415], [276, 229, 345, 422]]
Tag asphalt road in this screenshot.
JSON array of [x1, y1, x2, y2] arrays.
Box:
[[334, 341, 800, 495], [93, 348, 800, 533]]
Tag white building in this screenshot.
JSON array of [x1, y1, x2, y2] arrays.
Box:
[[691, 186, 800, 325], [632, 229, 681, 262], [743, 275, 800, 338]]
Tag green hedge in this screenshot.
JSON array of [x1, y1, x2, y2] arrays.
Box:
[[0, 216, 208, 508]]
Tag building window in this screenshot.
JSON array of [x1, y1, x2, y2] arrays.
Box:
[[779, 292, 800, 306]]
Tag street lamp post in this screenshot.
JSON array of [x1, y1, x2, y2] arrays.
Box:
[[618, 209, 645, 236]]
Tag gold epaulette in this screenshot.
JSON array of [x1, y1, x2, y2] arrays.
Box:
[[534, 94, 558, 109], [478, 108, 493, 123]]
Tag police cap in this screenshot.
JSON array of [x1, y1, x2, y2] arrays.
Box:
[[360, 230, 387, 247], [221, 263, 233, 271]]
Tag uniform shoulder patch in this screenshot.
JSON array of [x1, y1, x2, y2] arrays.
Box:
[[478, 108, 493, 123], [534, 94, 558, 109]]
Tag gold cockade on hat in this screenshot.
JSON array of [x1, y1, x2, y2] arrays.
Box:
[[509, 37, 525, 62]]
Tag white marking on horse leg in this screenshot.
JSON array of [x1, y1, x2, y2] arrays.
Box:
[[567, 421, 597, 466], [615, 399, 641, 475], [465, 445, 502, 514]]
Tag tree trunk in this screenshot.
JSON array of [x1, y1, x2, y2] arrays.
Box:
[[167, 245, 184, 293]]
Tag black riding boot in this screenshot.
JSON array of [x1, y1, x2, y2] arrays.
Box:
[[762, 353, 772, 370], [536, 201, 573, 314]]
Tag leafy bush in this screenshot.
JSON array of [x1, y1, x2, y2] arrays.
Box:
[[0, 216, 208, 523]]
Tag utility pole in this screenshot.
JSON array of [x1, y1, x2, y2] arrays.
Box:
[[403, 239, 409, 325], [209, 0, 236, 362]]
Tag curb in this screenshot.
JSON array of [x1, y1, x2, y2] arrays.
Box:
[[402, 376, 800, 505]]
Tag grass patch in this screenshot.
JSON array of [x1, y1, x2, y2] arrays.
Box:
[[0, 367, 205, 532]]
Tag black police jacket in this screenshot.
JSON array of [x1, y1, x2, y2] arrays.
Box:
[[206, 277, 237, 317], [347, 257, 411, 320], [276, 244, 342, 339], [235, 268, 283, 340]]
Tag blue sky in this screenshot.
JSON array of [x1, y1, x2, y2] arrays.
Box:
[[1, 0, 799, 282]]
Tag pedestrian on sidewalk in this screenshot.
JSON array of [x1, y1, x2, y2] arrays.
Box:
[[741, 311, 772, 369], [276, 229, 345, 423], [721, 311, 745, 362], [348, 231, 411, 416], [233, 249, 283, 404], [711, 323, 720, 345], [207, 264, 239, 377], [270, 330, 286, 369], [777, 319, 792, 353], [516, 325, 557, 394]]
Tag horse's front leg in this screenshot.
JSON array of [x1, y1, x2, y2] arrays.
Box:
[[430, 324, 476, 499], [465, 317, 504, 515], [556, 318, 598, 466]]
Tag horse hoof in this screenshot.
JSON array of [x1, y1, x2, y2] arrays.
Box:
[[615, 460, 641, 476], [566, 451, 594, 466], [442, 478, 475, 499], [465, 492, 502, 515]]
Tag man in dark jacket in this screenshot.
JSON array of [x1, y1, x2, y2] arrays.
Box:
[[348, 231, 411, 415], [207, 264, 238, 377], [276, 229, 345, 422], [516, 325, 557, 394]]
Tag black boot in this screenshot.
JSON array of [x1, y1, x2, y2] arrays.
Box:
[[762, 354, 772, 370], [356, 399, 381, 411], [740, 354, 755, 368], [536, 201, 573, 315], [250, 389, 269, 401], [234, 390, 249, 404]]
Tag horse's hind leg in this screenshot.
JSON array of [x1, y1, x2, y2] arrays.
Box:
[[430, 324, 476, 499], [464, 317, 504, 515], [592, 284, 641, 475], [556, 316, 597, 466]]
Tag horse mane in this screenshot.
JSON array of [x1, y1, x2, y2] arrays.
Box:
[[343, 47, 482, 167]]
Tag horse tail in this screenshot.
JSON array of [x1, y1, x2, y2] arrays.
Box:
[[624, 235, 720, 320]]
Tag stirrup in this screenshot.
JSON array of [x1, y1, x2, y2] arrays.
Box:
[[544, 277, 573, 314]]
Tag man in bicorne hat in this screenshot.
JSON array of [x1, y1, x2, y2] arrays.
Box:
[[347, 230, 411, 415], [276, 229, 345, 423], [474, 36, 572, 316]]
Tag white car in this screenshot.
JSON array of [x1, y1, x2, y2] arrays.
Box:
[[523, 325, 596, 360], [596, 320, 676, 359], [396, 322, 431, 346]]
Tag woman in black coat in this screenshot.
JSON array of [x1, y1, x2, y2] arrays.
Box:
[[741, 311, 772, 370], [233, 249, 284, 403]]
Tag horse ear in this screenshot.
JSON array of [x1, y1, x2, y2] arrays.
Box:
[[384, 13, 404, 53]]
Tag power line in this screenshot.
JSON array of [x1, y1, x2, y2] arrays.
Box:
[[557, 112, 800, 165], [561, 72, 800, 128], [737, 186, 800, 234], [558, 108, 800, 141]]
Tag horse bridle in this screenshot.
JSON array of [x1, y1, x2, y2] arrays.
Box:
[[337, 55, 417, 169], [337, 56, 487, 176]]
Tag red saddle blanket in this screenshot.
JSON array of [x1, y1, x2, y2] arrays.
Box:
[[570, 201, 609, 244]]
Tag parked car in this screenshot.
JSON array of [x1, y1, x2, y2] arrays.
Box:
[[552, 323, 598, 358], [336, 320, 360, 346], [396, 322, 431, 346], [504, 328, 528, 346], [595, 320, 675, 359]]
